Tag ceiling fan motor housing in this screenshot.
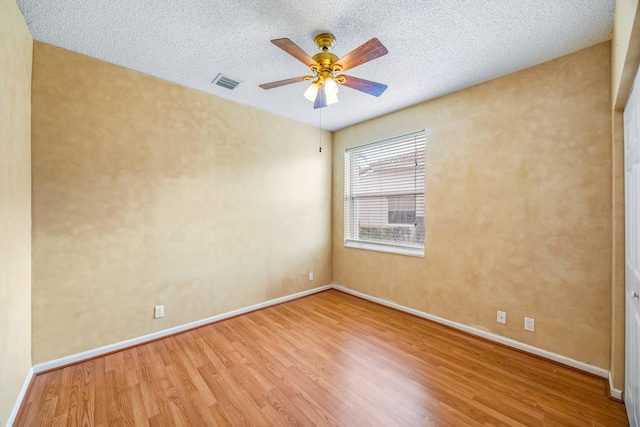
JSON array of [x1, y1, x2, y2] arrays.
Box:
[[312, 33, 340, 71], [312, 51, 339, 70]]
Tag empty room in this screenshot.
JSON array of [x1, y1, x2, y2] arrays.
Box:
[[2, 0, 639, 425]]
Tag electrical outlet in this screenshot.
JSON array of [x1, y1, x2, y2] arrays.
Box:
[[524, 317, 535, 332], [497, 310, 506, 324], [154, 305, 164, 319], [308, 272, 314, 281]]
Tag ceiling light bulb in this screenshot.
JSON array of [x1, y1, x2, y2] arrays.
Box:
[[304, 82, 319, 102], [326, 91, 339, 105], [324, 77, 339, 95]]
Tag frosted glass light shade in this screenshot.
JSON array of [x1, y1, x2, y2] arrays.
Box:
[[304, 82, 318, 101], [324, 77, 339, 95], [326, 91, 339, 105]]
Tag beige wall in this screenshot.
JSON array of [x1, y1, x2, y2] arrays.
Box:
[[333, 43, 612, 369], [0, 0, 32, 424], [31, 42, 332, 364]]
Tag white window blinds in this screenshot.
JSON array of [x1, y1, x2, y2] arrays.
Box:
[[344, 130, 426, 257]]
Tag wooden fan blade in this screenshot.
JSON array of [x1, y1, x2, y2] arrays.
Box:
[[314, 87, 327, 109], [341, 75, 388, 97], [271, 38, 318, 68], [259, 76, 308, 90], [334, 38, 388, 71]]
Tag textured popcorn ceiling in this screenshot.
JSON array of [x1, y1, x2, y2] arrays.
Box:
[[17, 0, 614, 131]]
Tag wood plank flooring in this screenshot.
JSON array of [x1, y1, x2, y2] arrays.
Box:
[[15, 289, 628, 426]]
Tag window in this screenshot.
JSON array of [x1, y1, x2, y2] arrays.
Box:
[[344, 130, 426, 257]]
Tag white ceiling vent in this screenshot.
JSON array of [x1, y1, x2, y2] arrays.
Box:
[[213, 74, 241, 90]]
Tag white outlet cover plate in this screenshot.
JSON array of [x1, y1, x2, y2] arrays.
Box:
[[524, 317, 535, 331], [155, 305, 164, 319], [497, 310, 506, 324]]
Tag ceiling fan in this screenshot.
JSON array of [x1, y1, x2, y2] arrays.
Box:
[[259, 32, 388, 109]]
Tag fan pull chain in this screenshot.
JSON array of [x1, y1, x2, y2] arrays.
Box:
[[319, 108, 322, 153]]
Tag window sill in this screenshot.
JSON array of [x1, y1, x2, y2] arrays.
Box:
[[344, 240, 424, 258]]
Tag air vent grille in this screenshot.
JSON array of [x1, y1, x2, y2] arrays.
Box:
[[213, 74, 241, 90]]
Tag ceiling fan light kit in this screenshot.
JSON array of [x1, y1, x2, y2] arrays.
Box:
[[259, 32, 388, 109]]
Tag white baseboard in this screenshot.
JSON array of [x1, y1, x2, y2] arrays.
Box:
[[609, 372, 624, 400], [26, 282, 617, 406], [5, 367, 34, 427], [332, 284, 610, 379], [33, 285, 332, 374]]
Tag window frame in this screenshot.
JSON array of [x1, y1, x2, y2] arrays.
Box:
[[344, 130, 428, 257]]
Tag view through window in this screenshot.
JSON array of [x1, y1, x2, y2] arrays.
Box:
[[344, 130, 426, 256]]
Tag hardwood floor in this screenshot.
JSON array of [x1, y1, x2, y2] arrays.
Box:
[[16, 289, 628, 426]]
